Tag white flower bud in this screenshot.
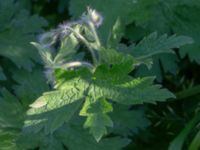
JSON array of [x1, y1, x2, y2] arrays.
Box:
[[82, 7, 103, 28], [58, 21, 81, 38]]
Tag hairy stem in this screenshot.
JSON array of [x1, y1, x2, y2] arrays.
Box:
[[65, 26, 98, 66], [54, 61, 94, 70], [88, 22, 101, 47]]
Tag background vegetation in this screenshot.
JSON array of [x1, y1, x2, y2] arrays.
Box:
[[0, 0, 200, 149]]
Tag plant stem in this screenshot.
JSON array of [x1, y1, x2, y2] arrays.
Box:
[[88, 22, 101, 47], [54, 61, 94, 70], [65, 26, 98, 66]]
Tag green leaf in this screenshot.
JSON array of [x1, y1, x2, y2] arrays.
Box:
[[169, 113, 200, 150], [24, 86, 85, 134], [24, 61, 173, 142], [90, 71, 175, 105], [189, 129, 200, 150], [58, 124, 130, 150], [80, 98, 113, 142], [107, 18, 125, 48], [0, 89, 25, 150], [135, 54, 178, 81], [23, 68, 91, 135], [171, 5, 200, 63], [131, 32, 193, 60], [0, 129, 21, 150], [23, 73, 91, 133], [0, 89, 24, 129], [18, 132, 64, 150], [99, 48, 133, 65], [0, 0, 47, 70], [111, 105, 150, 137], [122, 33, 192, 80], [54, 68, 92, 89], [121, 1, 199, 80], [93, 60, 133, 84], [12, 68, 49, 108], [20, 116, 129, 150], [127, 0, 200, 64]]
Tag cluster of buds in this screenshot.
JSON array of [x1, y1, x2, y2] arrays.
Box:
[[38, 7, 103, 49], [36, 8, 103, 87]]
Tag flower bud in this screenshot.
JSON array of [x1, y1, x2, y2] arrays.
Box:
[[59, 22, 72, 36], [82, 7, 103, 28]]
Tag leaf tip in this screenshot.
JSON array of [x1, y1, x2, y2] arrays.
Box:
[[29, 97, 47, 108]]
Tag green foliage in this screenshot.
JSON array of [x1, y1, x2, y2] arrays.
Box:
[[130, 33, 193, 60], [0, 0, 199, 150], [70, 0, 200, 81], [58, 124, 130, 150], [12, 68, 49, 107], [69, 0, 136, 41], [110, 105, 151, 137], [0, 129, 20, 150], [189, 129, 200, 150], [122, 0, 200, 79], [169, 113, 200, 150], [0, 0, 47, 71], [24, 61, 174, 143], [0, 89, 25, 150], [119, 32, 193, 69], [20, 7, 191, 149], [127, 33, 193, 80], [80, 98, 113, 142]]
